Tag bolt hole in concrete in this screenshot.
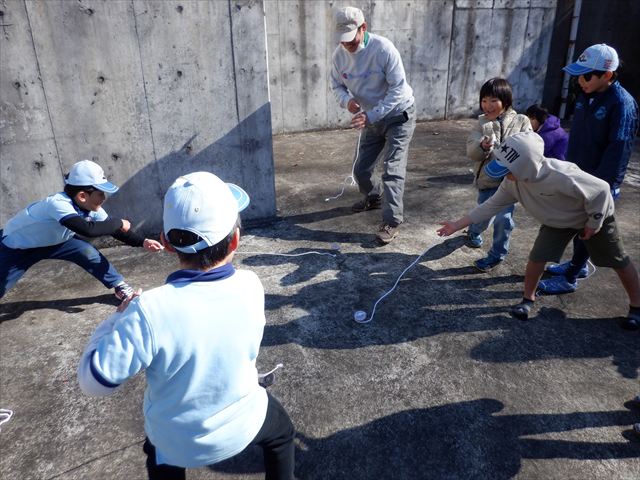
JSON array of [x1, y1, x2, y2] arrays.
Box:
[[176, 5, 183, 13], [177, 70, 183, 77], [111, 154, 120, 161], [13, 81, 20, 89], [0, 10, 4, 16], [98, 76, 105, 83]]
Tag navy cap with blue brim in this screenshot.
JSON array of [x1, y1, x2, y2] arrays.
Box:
[[484, 159, 509, 179]]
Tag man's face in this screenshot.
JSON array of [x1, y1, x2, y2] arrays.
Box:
[[578, 71, 611, 94], [341, 26, 365, 53]]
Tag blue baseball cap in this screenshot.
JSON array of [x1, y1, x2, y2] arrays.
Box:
[[65, 160, 119, 193], [563, 44, 619, 76], [163, 172, 250, 253], [484, 158, 509, 179]]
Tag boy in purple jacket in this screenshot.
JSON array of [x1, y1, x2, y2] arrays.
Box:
[[525, 104, 568, 160]]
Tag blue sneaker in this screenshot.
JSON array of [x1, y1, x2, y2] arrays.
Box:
[[474, 256, 502, 272], [538, 276, 578, 294], [546, 261, 588, 279], [465, 233, 482, 248]]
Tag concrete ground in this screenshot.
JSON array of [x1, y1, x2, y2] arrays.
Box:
[[1, 120, 639, 479]]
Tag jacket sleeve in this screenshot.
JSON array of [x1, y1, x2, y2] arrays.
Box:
[[77, 303, 154, 397], [573, 180, 612, 231], [112, 229, 145, 247], [466, 121, 487, 162], [592, 100, 639, 189], [366, 46, 411, 124], [330, 54, 352, 109], [468, 182, 517, 224], [61, 215, 123, 237]]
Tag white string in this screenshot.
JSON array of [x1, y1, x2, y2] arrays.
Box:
[[355, 242, 436, 324], [0, 409, 13, 432], [260, 363, 283, 377], [325, 129, 362, 202], [237, 251, 337, 258]]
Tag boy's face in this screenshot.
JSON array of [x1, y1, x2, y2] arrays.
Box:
[[578, 71, 612, 94], [75, 189, 106, 212], [481, 96, 505, 121]]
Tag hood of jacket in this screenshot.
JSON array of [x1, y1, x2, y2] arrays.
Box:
[[537, 114, 561, 134], [494, 132, 548, 182]]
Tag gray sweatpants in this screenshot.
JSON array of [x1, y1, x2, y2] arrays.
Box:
[[354, 104, 416, 225]]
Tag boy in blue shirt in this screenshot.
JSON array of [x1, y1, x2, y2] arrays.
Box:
[[539, 44, 639, 330], [0, 160, 162, 300], [78, 172, 295, 479]]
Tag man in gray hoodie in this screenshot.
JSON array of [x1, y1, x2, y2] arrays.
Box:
[[437, 132, 640, 328], [330, 6, 416, 244]]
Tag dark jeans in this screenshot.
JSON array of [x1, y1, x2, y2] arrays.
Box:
[[0, 235, 123, 298], [144, 392, 295, 480]]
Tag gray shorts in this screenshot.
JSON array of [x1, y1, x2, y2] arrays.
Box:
[[529, 216, 630, 268]]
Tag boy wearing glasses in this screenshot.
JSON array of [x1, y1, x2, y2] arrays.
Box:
[[538, 45, 639, 322], [330, 6, 416, 244], [0, 160, 162, 300]]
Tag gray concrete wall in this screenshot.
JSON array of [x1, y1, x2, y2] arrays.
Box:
[[266, 0, 558, 133], [0, 0, 275, 232]]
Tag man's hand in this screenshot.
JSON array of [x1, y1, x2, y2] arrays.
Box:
[[120, 219, 131, 233], [116, 288, 142, 313], [347, 99, 361, 114], [350, 112, 367, 130], [143, 238, 164, 252], [579, 226, 598, 241], [437, 221, 460, 237]]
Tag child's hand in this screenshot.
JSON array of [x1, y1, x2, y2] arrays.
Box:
[[480, 136, 494, 151], [116, 288, 142, 312], [143, 238, 164, 252], [579, 226, 598, 241], [120, 219, 131, 233], [437, 221, 458, 237]]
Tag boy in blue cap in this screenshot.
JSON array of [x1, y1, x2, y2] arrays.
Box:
[[0, 160, 162, 300], [539, 44, 638, 305], [78, 172, 295, 479]]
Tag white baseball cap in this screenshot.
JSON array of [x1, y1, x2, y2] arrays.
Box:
[[334, 7, 364, 43], [65, 160, 119, 193], [563, 44, 619, 76], [163, 172, 250, 253]]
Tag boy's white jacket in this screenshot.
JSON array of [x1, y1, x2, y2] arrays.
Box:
[[77, 268, 268, 468], [468, 132, 614, 231]]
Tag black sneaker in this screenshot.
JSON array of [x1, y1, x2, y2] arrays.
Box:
[[114, 282, 135, 301], [352, 195, 382, 212]]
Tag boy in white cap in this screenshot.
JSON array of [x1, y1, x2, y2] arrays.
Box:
[[0, 160, 162, 300], [330, 6, 416, 244], [539, 44, 639, 308], [437, 132, 640, 327], [78, 172, 295, 479]]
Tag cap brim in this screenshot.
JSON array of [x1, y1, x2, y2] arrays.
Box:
[[336, 28, 358, 43], [562, 63, 593, 76], [93, 182, 119, 194], [484, 160, 509, 179], [227, 183, 250, 212]]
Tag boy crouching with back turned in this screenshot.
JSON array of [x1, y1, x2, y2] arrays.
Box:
[[78, 172, 295, 479], [0, 160, 162, 301], [437, 132, 640, 329]]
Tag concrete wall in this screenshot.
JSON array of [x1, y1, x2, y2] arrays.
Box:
[[266, 0, 558, 133], [0, 0, 275, 232]]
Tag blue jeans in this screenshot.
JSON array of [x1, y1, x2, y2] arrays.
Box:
[[467, 188, 515, 261], [0, 235, 124, 298]]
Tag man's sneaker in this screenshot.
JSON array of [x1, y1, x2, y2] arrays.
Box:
[[538, 276, 578, 294], [465, 233, 483, 248], [352, 195, 382, 212], [634, 423, 640, 438], [114, 282, 135, 301], [474, 256, 502, 272], [620, 308, 640, 331], [546, 261, 588, 278], [376, 223, 400, 244]]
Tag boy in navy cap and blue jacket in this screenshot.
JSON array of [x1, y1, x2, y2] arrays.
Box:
[[437, 132, 640, 329], [0, 160, 162, 300], [78, 172, 295, 479], [539, 44, 639, 299]]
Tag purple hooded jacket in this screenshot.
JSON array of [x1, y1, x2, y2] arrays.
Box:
[[536, 114, 568, 160]]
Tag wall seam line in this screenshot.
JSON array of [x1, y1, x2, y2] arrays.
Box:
[[444, 0, 456, 119], [228, 0, 241, 123], [24, 0, 63, 177]]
